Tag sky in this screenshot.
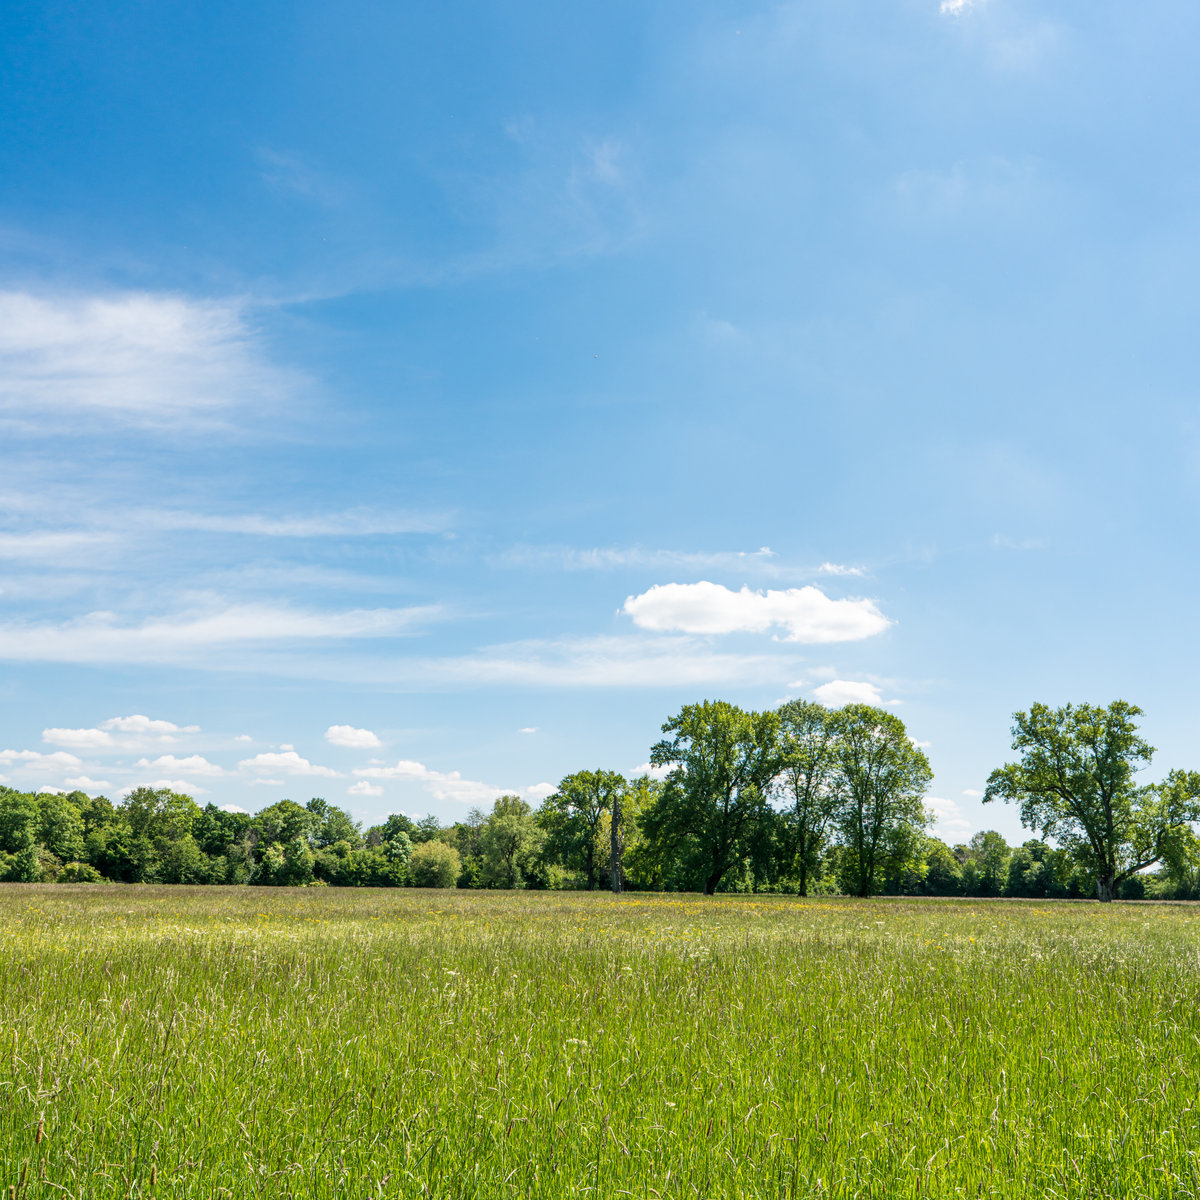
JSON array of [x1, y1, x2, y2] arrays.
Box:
[[1, 0, 1198, 844]]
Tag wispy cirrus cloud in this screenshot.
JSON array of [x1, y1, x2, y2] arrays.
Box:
[[405, 633, 801, 689], [0, 289, 301, 427], [493, 544, 864, 582], [0, 602, 442, 666]]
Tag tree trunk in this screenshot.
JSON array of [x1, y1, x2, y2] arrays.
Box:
[[704, 869, 722, 895], [1097, 875, 1116, 903], [610, 792, 623, 894]]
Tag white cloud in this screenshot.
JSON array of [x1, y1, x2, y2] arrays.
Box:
[[42, 726, 114, 750], [0, 603, 440, 665], [234, 734, 253, 742], [518, 727, 538, 735], [0, 531, 118, 561], [910, 738, 933, 749], [63, 776, 112, 791], [239, 750, 339, 778], [119, 778, 210, 796], [940, 0, 976, 14], [219, 804, 248, 814], [101, 715, 197, 735], [131, 508, 445, 537], [412, 634, 800, 688], [248, 778, 284, 787], [348, 780, 383, 797], [353, 759, 548, 808], [817, 562, 864, 577], [963, 788, 983, 798], [0, 289, 298, 425], [623, 582, 890, 643], [134, 754, 224, 777], [927, 796, 973, 840], [38, 786, 66, 795], [325, 724, 382, 749], [0, 749, 84, 771], [42, 715, 199, 753], [812, 680, 884, 708], [629, 761, 672, 781]]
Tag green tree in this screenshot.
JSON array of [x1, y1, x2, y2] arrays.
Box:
[[775, 700, 843, 895], [307, 798, 360, 848], [644, 700, 783, 895], [832, 705, 932, 897], [410, 840, 462, 888], [479, 795, 544, 888], [253, 799, 316, 847], [963, 831, 1011, 896], [539, 769, 626, 889], [985, 701, 1200, 902], [38, 793, 86, 862]]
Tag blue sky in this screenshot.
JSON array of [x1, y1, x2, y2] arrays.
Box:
[[1, 0, 1197, 843]]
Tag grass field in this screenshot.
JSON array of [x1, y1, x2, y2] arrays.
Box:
[[2, 887, 1199, 1199]]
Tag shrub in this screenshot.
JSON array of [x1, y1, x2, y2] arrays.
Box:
[[410, 841, 461, 888]]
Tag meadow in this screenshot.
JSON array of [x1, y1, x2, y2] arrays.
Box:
[[1, 887, 1198, 1199]]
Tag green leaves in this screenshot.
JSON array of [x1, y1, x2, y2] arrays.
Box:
[[985, 700, 1197, 899]]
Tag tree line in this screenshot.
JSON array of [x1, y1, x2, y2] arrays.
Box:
[[2, 698, 1197, 900]]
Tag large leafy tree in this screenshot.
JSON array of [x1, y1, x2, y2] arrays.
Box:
[[775, 700, 843, 895], [538, 769, 626, 889], [479, 795, 545, 889], [985, 700, 1200, 901], [833, 705, 932, 897], [645, 700, 783, 895]]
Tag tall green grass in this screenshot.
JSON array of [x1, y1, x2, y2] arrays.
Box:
[[1, 886, 1198, 1198]]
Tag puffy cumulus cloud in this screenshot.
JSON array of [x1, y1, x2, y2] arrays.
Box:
[[239, 750, 339, 778], [518, 727, 538, 735], [119, 778, 209, 796], [817, 563, 864, 577], [220, 804, 249, 814], [348, 780, 384, 797], [812, 680, 884, 707], [0, 289, 300, 426], [42, 726, 114, 750], [42, 715, 199, 752], [927, 796, 973, 839], [134, 754, 224, 777], [0, 749, 84, 772], [325, 724, 382, 749], [629, 761, 673, 781], [63, 776, 112, 792], [353, 759, 547, 807], [102, 715, 197, 736], [623, 582, 890, 643]]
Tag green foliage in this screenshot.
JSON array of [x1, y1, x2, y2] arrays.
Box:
[[986, 701, 1200, 900], [410, 840, 462, 888], [479, 795, 544, 889], [538, 769, 626, 889], [775, 700, 843, 895], [833, 705, 932, 897], [644, 700, 783, 894]]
